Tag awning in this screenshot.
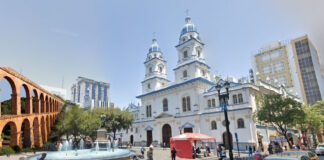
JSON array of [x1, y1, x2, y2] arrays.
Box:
[[170, 133, 216, 141]]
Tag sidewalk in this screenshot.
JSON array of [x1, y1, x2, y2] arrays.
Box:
[[0, 152, 43, 160]]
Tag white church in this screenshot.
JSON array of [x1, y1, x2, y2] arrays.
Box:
[[120, 16, 300, 150]]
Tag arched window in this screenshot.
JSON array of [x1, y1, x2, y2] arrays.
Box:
[[183, 70, 188, 78], [233, 95, 238, 104], [197, 50, 201, 58], [186, 96, 191, 111], [238, 94, 243, 103], [147, 83, 151, 89], [182, 96, 191, 112], [159, 66, 163, 73], [211, 99, 216, 107], [237, 118, 245, 128], [202, 70, 205, 76], [211, 121, 217, 130], [146, 105, 152, 118], [207, 99, 211, 108], [163, 98, 168, 112], [183, 51, 188, 58], [149, 67, 152, 73]]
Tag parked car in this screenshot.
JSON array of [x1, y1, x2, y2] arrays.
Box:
[[265, 151, 319, 160], [265, 154, 310, 160], [281, 151, 319, 160], [315, 144, 324, 155]]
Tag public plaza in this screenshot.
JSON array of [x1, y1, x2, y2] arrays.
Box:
[[0, 1, 324, 160]]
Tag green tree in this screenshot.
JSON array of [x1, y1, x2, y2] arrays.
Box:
[[255, 94, 305, 148], [55, 104, 85, 147], [93, 107, 133, 140], [297, 101, 324, 147], [80, 111, 100, 141]]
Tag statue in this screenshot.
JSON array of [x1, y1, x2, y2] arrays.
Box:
[[100, 113, 106, 128]]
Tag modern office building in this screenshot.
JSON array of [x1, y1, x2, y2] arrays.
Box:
[[71, 76, 110, 110], [252, 35, 324, 104]]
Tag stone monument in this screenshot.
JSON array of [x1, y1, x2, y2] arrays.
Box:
[[95, 113, 108, 148]]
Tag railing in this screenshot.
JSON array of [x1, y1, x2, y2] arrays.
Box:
[[0, 112, 58, 120], [203, 102, 250, 111]]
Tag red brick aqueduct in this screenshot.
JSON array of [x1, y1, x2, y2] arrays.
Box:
[[0, 67, 65, 148]]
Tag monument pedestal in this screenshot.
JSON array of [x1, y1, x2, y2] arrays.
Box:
[[96, 128, 107, 141]]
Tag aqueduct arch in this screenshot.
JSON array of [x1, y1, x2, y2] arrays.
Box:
[[0, 67, 64, 148]]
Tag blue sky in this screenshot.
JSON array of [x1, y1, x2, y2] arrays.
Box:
[[0, 0, 323, 107]]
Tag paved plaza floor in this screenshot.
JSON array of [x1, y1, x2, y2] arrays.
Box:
[[1, 148, 324, 160]]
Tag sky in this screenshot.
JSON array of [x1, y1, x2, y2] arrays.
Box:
[[0, 0, 323, 108]]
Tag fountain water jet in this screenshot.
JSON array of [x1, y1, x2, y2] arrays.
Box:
[[79, 139, 84, 150]]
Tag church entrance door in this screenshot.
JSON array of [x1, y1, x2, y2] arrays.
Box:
[[130, 135, 134, 145], [184, 127, 193, 133], [147, 130, 152, 147], [162, 124, 172, 147]]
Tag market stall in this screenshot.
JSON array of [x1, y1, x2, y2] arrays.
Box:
[[170, 133, 216, 159]]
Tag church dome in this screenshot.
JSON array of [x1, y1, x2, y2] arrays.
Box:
[[148, 39, 161, 53], [180, 16, 197, 37]]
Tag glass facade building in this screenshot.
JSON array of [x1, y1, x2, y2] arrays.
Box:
[[71, 76, 110, 109]]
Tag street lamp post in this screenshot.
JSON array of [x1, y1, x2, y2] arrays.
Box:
[[216, 81, 233, 160]]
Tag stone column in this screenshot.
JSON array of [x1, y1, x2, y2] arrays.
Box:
[[35, 99, 40, 114], [42, 121, 48, 143], [15, 129, 22, 148], [25, 96, 32, 114], [11, 93, 20, 115], [0, 135, 2, 148], [41, 99, 45, 113], [33, 121, 42, 147]]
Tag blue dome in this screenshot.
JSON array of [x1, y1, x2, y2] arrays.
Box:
[[148, 39, 161, 53], [180, 17, 197, 36]]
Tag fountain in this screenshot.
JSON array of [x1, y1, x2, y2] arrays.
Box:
[[107, 140, 111, 151], [58, 143, 63, 151], [68, 139, 73, 150], [95, 141, 99, 151], [28, 113, 135, 160], [64, 140, 69, 151], [79, 139, 84, 150]]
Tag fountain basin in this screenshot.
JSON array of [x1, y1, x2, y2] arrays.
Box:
[[27, 149, 136, 160]]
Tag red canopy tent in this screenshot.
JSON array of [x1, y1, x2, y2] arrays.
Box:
[[170, 133, 216, 159]]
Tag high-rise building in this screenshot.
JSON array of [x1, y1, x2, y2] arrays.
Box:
[[252, 35, 324, 104], [71, 76, 110, 110]]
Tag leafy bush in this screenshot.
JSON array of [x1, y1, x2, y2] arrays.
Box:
[[0, 146, 15, 156], [12, 145, 21, 153], [22, 147, 35, 153]]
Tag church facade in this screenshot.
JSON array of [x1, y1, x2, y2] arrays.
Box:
[[120, 16, 299, 150]]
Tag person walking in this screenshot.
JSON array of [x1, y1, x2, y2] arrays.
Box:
[[268, 143, 273, 154], [147, 145, 153, 160], [140, 145, 145, 158], [171, 147, 177, 160], [38, 153, 47, 160], [248, 146, 253, 157]]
